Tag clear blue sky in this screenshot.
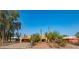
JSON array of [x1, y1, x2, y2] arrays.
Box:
[[18, 10, 79, 36]]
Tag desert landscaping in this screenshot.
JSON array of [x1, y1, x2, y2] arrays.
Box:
[[0, 10, 79, 49]]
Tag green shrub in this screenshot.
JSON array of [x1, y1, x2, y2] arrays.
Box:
[[58, 39, 66, 47], [30, 33, 41, 43]]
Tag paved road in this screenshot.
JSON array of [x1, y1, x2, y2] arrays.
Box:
[[0, 42, 31, 49]]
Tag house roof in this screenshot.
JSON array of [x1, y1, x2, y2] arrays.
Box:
[[41, 35, 47, 39], [22, 36, 31, 39], [11, 37, 18, 39], [63, 36, 79, 39], [22, 35, 47, 39]]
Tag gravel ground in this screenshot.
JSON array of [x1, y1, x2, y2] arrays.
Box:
[[0, 42, 51, 49], [60, 43, 79, 49], [0, 42, 31, 49], [33, 42, 51, 48], [0, 42, 79, 49]]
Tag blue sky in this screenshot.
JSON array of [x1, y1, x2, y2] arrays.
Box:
[[18, 10, 79, 36]]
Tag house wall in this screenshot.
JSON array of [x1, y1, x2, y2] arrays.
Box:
[[69, 39, 78, 43], [22, 39, 30, 42]]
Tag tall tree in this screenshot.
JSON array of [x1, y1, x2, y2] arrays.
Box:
[[15, 22, 21, 41], [0, 10, 21, 45], [75, 32, 79, 38], [0, 10, 9, 45]]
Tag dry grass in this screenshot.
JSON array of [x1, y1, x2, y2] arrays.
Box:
[[48, 42, 60, 48]]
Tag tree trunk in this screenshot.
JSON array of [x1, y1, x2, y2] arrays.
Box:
[[1, 31, 4, 46], [9, 35, 12, 43]]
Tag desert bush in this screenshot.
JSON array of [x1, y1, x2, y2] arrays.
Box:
[[49, 42, 60, 48], [30, 33, 41, 46], [58, 39, 66, 47], [72, 42, 79, 46]]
